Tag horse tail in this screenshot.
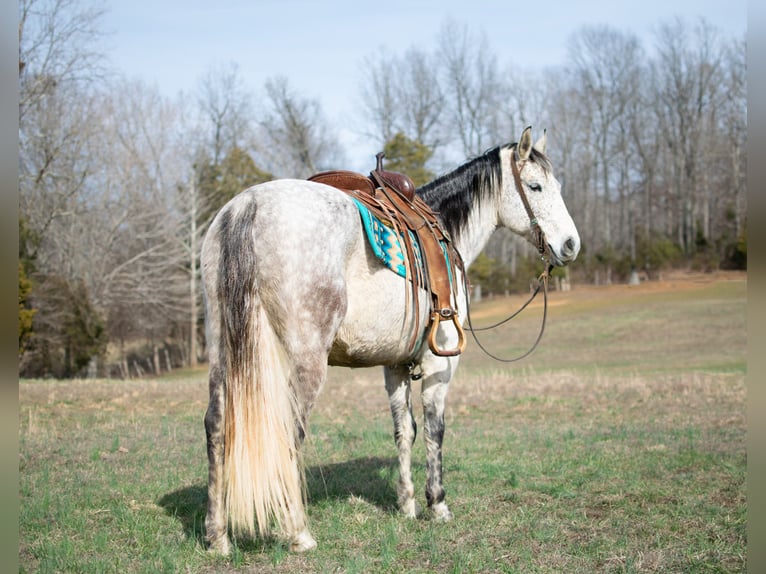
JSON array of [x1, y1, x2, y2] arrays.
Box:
[[217, 203, 305, 540]]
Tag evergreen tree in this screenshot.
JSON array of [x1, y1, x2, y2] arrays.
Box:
[[19, 261, 35, 355], [381, 132, 435, 186], [197, 146, 273, 224]]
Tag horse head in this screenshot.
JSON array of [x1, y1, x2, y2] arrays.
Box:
[[497, 127, 580, 267]]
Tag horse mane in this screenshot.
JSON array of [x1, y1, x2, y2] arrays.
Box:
[[417, 143, 551, 241]]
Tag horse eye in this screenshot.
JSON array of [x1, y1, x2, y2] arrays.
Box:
[[529, 183, 542, 192]]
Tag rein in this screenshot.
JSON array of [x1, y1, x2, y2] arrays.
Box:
[[464, 263, 552, 362], [463, 151, 553, 363]]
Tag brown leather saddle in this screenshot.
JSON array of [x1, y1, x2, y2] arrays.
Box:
[[308, 153, 466, 357]]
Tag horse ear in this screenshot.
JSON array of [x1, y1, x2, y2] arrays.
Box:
[[533, 129, 547, 154], [518, 126, 533, 160]]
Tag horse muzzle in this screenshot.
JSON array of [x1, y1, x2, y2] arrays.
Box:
[[548, 235, 580, 267]]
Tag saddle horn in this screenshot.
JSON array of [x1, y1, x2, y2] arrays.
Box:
[[371, 152, 416, 202]]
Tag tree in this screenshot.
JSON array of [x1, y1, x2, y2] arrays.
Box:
[[437, 19, 503, 157], [20, 64, 192, 376], [566, 25, 643, 257], [180, 64, 259, 367], [18, 0, 107, 122], [398, 48, 445, 149], [359, 48, 445, 171], [381, 132, 435, 187], [19, 0, 114, 375], [359, 54, 398, 145], [196, 62, 254, 165], [197, 146, 273, 225], [386, 48, 445, 149], [258, 76, 345, 177], [652, 17, 728, 254], [18, 261, 35, 354], [22, 273, 107, 377]]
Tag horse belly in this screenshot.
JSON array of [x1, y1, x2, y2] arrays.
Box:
[[328, 243, 429, 367]]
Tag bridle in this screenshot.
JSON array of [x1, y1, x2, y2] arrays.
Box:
[[510, 150, 549, 258], [464, 148, 554, 363]]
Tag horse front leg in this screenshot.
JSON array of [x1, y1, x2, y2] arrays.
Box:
[[384, 365, 421, 518], [420, 356, 458, 522]]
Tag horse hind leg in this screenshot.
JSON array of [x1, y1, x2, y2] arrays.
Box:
[[283, 343, 344, 551], [204, 364, 231, 555], [201, 243, 229, 554], [385, 365, 421, 518], [284, 361, 319, 554]]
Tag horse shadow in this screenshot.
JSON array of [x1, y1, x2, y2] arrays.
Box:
[[305, 455, 399, 511], [157, 456, 399, 545]]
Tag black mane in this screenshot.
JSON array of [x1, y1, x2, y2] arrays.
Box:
[[417, 143, 550, 241]]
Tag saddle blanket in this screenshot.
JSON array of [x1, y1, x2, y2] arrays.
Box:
[[352, 198, 450, 281]]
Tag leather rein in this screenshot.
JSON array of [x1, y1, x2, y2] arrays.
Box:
[[463, 150, 554, 363]]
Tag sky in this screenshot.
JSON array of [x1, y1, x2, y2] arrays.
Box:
[[102, 0, 747, 171]]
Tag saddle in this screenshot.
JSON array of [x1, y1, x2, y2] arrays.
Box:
[[308, 153, 466, 357]]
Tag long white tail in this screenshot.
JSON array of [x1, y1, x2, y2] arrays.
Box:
[[222, 295, 306, 539]]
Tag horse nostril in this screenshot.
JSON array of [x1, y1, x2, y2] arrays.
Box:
[[563, 237, 576, 255]]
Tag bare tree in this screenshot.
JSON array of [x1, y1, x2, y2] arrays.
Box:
[[718, 37, 747, 241], [383, 47, 446, 149], [566, 25, 643, 261], [358, 48, 445, 172], [196, 62, 254, 165], [95, 79, 190, 372], [18, 0, 107, 122], [19, 0, 108, 263], [358, 54, 399, 145], [437, 19, 503, 157], [502, 66, 552, 140], [652, 17, 728, 254], [258, 76, 345, 177]]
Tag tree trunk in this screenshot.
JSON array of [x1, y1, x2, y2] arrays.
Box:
[[153, 343, 161, 375], [189, 179, 199, 368]]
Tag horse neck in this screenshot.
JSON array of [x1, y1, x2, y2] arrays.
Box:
[[418, 149, 503, 267], [449, 202, 498, 267]]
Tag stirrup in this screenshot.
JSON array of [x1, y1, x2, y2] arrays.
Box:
[[427, 309, 466, 357]]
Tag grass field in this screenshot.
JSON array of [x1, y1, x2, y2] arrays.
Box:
[[19, 272, 746, 573]]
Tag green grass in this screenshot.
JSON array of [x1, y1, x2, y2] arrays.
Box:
[[460, 275, 746, 377], [19, 275, 746, 572]]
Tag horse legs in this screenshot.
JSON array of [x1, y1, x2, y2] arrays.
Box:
[[204, 364, 231, 554], [420, 355, 458, 522], [384, 365, 421, 518], [283, 357, 332, 553]]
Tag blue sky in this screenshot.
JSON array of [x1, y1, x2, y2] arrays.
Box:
[[103, 0, 747, 170]]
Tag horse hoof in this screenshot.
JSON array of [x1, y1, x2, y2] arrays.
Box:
[[290, 530, 317, 552], [207, 536, 231, 556], [400, 498, 422, 519], [431, 502, 453, 523]]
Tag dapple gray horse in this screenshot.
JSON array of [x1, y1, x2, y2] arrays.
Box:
[[201, 127, 580, 553]]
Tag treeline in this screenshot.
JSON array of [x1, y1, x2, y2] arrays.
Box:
[[18, 0, 746, 378]]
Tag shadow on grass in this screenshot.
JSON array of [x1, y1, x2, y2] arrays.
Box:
[[306, 455, 399, 511], [157, 484, 207, 545], [158, 456, 398, 545]]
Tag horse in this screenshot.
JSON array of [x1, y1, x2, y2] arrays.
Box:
[[200, 126, 580, 554]]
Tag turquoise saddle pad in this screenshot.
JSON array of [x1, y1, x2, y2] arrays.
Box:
[[352, 198, 450, 281]]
